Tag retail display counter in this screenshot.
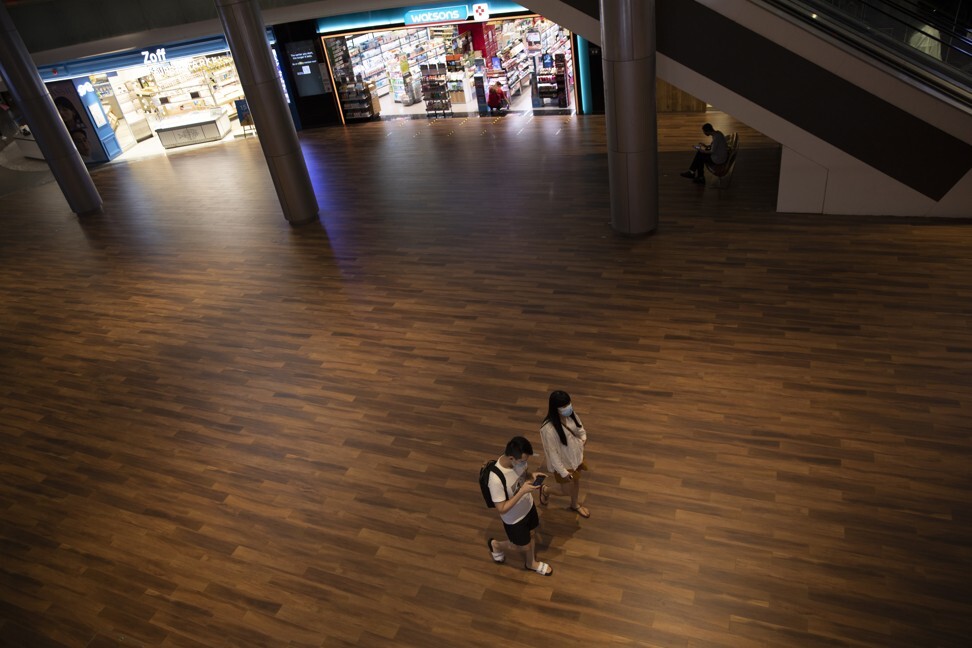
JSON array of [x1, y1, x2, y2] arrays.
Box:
[[153, 109, 231, 149]]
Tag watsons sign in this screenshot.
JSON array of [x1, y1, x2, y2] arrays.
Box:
[[404, 5, 469, 25]]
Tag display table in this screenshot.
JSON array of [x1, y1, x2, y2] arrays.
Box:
[[13, 135, 44, 160], [153, 109, 231, 149]]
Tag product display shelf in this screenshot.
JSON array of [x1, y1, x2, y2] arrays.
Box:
[[338, 81, 381, 120], [428, 26, 456, 41], [153, 107, 231, 149], [390, 72, 422, 105], [537, 20, 562, 51], [384, 29, 426, 65], [500, 57, 522, 93], [378, 29, 426, 100], [396, 29, 427, 53], [497, 36, 534, 95], [447, 76, 472, 104], [552, 52, 571, 108], [473, 74, 488, 112], [338, 81, 380, 120], [352, 58, 387, 95], [348, 30, 434, 99], [110, 77, 153, 142], [445, 53, 471, 103], [155, 83, 216, 115], [420, 63, 452, 118], [536, 70, 559, 100], [409, 44, 445, 68], [390, 73, 405, 101], [120, 78, 157, 141], [484, 69, 510, 92], [89, 76, 137, 150], [349, 36, 389, 95], [325, 37, 354, 81], [327, 37, 381, 120]]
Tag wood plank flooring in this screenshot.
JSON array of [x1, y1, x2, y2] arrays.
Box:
[[0, 112, 970, 648]]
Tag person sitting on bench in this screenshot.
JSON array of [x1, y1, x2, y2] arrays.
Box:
[[681, 123, 728, 184]]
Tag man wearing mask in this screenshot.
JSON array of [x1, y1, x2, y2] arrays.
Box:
[[485, 436, 552, 575]]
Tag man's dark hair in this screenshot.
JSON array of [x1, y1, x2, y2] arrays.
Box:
[[504, 436, 533, 459], [702, 123, 714, 134]]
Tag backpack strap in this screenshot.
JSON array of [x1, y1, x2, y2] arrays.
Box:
[[489, 464, 508, 501]]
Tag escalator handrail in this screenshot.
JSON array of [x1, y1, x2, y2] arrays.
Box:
[[759, 0, 972, 109], [861, 0, 972, 49]]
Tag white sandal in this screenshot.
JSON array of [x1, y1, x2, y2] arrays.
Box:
[[528, 561, 552, 576], [487, 538, 505, 563]]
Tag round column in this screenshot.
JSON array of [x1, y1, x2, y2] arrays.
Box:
[[0, 3, 102, 216], [214, 0, 319, 225], [600, 0, 658, 235]]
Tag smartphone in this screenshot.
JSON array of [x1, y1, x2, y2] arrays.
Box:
[[532, 475, 546, 487]]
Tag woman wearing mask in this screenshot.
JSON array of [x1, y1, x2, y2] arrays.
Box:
[[538, 390, 590, 518]]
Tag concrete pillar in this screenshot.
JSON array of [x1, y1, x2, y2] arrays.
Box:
[[600, 0, 657, 235], [0, 3, 102, 216], [214, 0, 318, 225]]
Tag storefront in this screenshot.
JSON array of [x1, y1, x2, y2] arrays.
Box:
[[15, 36, 285, 163], [315, 2, 579, 122], [85, 51, 243, 152]]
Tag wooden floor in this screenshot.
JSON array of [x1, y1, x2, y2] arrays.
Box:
[[1, 112, 970, 648]]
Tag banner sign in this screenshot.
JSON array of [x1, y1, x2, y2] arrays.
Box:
[[404, 5, 468, 25]]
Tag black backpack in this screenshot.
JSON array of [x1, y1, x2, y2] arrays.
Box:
[[479, 460, 507, 508]]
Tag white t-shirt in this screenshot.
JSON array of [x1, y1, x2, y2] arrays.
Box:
[[488, 457, 533, 525]]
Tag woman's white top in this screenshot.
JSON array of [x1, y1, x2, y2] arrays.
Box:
[[540, 415, 587, 478]]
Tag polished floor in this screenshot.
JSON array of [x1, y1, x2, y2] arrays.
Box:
[[1, 112, 970, 648]]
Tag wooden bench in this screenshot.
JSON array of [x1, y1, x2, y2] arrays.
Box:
[[705, 132, 739, 188]]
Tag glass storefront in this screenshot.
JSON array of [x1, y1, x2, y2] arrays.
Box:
[[70, 51, 246, 157], [95, 52, 245, 151], [320, 13, 576, 122], [12, 37, 280, 164]]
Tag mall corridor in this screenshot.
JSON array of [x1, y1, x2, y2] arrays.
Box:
[[1, 113, 970, 647]]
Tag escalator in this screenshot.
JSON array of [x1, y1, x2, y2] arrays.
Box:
[[528, 0, 972, 216]]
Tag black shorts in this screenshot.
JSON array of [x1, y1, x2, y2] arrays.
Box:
[[503, 504, 539, 546]]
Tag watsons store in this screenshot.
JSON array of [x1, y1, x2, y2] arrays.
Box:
[[310, 1, 596, 122]]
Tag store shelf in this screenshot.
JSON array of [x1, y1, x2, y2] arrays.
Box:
[[327, 37, 381, 120], [420, 63, 452, 118]]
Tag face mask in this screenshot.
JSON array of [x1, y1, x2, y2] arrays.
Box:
[[513, 459, 528, 470], [558, 405, 573, 417]]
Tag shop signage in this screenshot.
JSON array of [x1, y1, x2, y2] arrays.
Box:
[[472, 3, 490, 21], [404, 5, 468, 25], [141, 48, 167, 65], [316, 2, 525, 35], [75, 81, 96, 97], [285, 41, 327, 97]]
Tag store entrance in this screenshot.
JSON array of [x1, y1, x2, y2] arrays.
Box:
[[99, 52, 247, 159], [322, 15, 574, 121]]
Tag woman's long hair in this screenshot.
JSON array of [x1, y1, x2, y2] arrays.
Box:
[[542, 390, 580, 446]]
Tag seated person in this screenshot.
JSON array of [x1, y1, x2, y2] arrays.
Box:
[[681, 122, 728, 183], [487, 82, 508, 112]]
